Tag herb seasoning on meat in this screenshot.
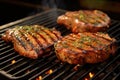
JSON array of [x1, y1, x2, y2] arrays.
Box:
[[57, 10, 110, 33], [54, 32, 117, 64]]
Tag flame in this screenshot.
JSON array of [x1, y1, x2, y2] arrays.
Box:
[[36, 76, 42, 80], [84, 78, 88, 80], [45, 69, 53, 74], [73, 64, 81, 71], [89, 72, 94, 78], [11, 60, 16, 64], [83, 72, 94, 80]]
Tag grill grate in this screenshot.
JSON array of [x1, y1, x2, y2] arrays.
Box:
[[0, 9, 120, 80]]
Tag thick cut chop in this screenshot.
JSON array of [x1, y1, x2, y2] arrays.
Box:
[[57, 10, 110, 33], [54, 32, 117, 64], [2, 25, 62, 59]]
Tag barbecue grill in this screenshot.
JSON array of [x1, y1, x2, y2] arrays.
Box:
[[0, 9, 120, 80]]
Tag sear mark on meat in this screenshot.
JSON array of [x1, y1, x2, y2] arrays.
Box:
[[57, 10, 110, 33], [2, 25, 62, 59], [54, 32, 117, 65]]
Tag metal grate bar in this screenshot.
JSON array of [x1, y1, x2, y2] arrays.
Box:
[[0, 9, 120, 80], [52, 65, 75, 80], [12, 59, 44, 76], [112, 72, 120, 80], [110, 26, 120, 36], [6, 59, 30, 73], [0, 40, 4, 44], [0, 54, 20, 66], [17, 11, 62, 26], [77, 67, 95, 80], [43, 63, 67, 79], [0, 43, 8, 47], [0, 45, 12, 51], [16, 55, 57, 78], [107, 22, 120, 33], [12, 53, 55, 76], [0, 48, 13, 56], [101, 64, 120, 80], [92, 54, 120, 79], [18, 14, 57, 26], [4, 58, 24, 69], [0, 10, 64, 34], [108, 23, 120, 39], [28, 62, 58, 80], [114, 33, 120, 40]]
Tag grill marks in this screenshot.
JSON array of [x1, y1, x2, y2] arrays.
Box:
[[12, 31, 27, 49], [20, 29, 41, 54], [55, 32, 117, 64], [2, 25, 62, 59], [83, 10, 109, 25], [83, 10, 106, 24], [60, 33, 110, 52], [59, 33, 116, 53], [57, 10, 110, 33], [40, 27, 58, 41], [20, 26, 58, 52], [60, 34, 90, 53]]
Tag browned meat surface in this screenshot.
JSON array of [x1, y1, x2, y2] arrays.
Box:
[[57, 10, 110, 33], [54, 32, 117, 64], [2, 25, 62, 59]]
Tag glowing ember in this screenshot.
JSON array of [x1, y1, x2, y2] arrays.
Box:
[[11, 60, 16, 64], [36, 76, 42, 80], [84, 78, 88, 80], [84, 72, 94, 80], [73, 64, 81, 71], [45, 69, 53, 74], [89, 72, 94, 78]]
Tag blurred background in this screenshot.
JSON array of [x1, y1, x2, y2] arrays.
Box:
[[0, 0, 120, 25]]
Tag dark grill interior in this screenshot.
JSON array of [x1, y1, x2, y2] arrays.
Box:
[[0, 9, 120, 80]]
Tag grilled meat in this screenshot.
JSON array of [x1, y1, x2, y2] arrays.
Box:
[[57, 10, 110, 33], [2, 25, 62, 59], [54, 32, 117, 64]]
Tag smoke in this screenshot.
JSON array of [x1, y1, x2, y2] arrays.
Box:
[[41, 0, 66, 9]]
